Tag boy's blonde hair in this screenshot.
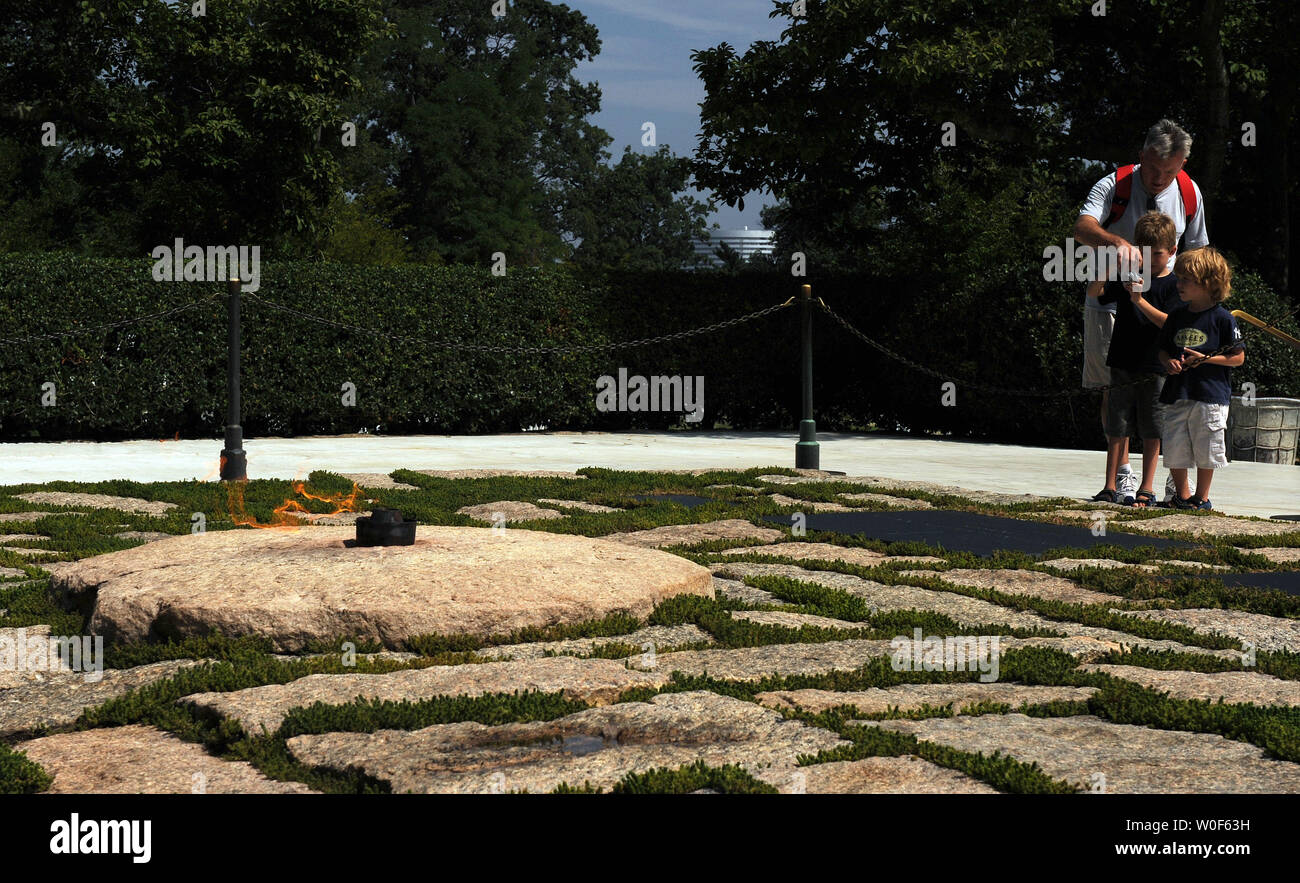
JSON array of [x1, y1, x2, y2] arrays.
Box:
[[1134, 211, 1177, 251], [1175, 246, 1232, 302]]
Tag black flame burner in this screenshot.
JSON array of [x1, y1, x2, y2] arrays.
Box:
[[355, 508, 416, 546]]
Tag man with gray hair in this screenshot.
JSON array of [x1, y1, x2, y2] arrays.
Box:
[[1073, 118, 1209, 502]]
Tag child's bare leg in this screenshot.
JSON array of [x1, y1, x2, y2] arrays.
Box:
[[1100, 392, 1130, 478], [1170, 467, 1191, 500], [1104, 437, 1127, 490], [1193, 468, 1214, 500], [1139, 440, 1160, 493]]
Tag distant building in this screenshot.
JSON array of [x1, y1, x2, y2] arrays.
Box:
[[688, 226, 776, 269]]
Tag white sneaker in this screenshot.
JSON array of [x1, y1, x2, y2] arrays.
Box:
[[1164, 473, 1178, 503], [1116, 467, 1138, 505]]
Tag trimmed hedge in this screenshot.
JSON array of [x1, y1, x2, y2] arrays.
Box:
[[1, 253, 1297, 445], [0, 254, 612, 439]]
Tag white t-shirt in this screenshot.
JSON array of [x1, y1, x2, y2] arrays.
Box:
[[1078, 165, 1209, 312]]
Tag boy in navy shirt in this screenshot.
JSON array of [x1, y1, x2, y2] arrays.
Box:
[[1157, 246, 1244, 509], [1087, 212, 1183, 506]]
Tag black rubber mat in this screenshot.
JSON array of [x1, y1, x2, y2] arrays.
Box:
[[763, 509, 1192, 557]]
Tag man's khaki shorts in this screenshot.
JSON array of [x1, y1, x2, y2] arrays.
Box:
[[1082, 307, 1115, 390]]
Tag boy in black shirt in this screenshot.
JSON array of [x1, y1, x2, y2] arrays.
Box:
[[1157, 246, 1245, 509], [1086, 212, 1182, 506]]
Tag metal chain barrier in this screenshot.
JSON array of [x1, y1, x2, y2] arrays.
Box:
[[2, 279, 1294, 398], [815, 295, 1300, 399], [241, 291, 796, 354], [0, 289, 228, 347]]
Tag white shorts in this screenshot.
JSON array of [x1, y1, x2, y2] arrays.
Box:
[[1082, 307, 1114, 389], [1161, 400, 1230, 470]]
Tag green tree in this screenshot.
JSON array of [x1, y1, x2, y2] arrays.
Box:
[[691, 0, 1074, 282], [0, 0, 388, 256], [568, 146, 715, 272], [320, 192, 414, 264], [351, 0, 609, 266], [1214, 0, 1299, 291]]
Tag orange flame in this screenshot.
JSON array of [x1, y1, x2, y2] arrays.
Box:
[[222, 470, 364, 530]]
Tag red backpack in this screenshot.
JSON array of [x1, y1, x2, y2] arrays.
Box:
[[1103, 164, 1198, 242]]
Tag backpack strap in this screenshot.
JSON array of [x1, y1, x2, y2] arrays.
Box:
[[1102, 164, 1134, 230], [1176, 169, 1197, 233]]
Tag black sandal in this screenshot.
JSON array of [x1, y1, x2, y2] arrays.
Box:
[[1132, 490, 1157, 508], [1091, 489, 1118, 503]]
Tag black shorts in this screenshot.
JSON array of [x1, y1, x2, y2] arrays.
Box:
[[1104, 368, 1166, 440]]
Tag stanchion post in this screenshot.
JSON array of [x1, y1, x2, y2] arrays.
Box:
[[795, 283, 820, 469], [219, 276, 248, 481]]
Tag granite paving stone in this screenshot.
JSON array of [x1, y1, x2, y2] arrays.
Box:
[[1236, 547, 1300, 564], [181, 656, 674, 736], [1079, 664, 1300, 706], [15, 725, 316, 793], [1, 658, 202, 740], [718, 542, 944, 567], [755, 756, 998, 793], [285, 691, 849, 794], [456, 501, 565, 522], [756, 683, 1098, 715], [862, 713, 1300, 793], [15, 492, 177, 517], [731, 610, 868, 632], [918, 568, 1126, 606], [472, 624, 711, 661], [1113, 608, 1300, 653], [1121, 514, 1300, 539], [604, 519, 783, 549]]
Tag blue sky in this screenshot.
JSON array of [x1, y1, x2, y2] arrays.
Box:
[[569, 0, 791, 233]]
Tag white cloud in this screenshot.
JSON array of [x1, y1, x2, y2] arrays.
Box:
[[576, 0, 778, 38], [578, 33, 686, 74]]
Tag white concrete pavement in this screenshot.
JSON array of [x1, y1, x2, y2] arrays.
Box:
[[0, 430, 1297, 519]]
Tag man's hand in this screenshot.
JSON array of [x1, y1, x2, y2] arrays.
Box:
[[1181, 347, 1208, 368], [1116, 242, 1143, 275], [1074, 216, 1141, 280], [1163, 354, 1183, 374]]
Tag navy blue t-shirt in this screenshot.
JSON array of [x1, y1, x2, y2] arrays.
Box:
[[1157, 304, 1244, 405], [1098, 273, 1181, 372]]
